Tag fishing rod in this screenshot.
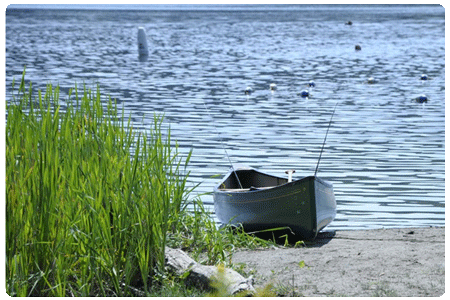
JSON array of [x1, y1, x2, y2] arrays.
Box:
[[314, 102, 338, 177], [203, 102, 244, 189]]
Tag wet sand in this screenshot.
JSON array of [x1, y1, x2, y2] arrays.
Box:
[[232, 227, 445, 296]]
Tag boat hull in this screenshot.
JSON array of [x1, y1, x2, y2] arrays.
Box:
[[213, 166, 336, 240]]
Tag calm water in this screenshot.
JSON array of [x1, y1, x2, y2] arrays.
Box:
[[5, 5, 445, 230]]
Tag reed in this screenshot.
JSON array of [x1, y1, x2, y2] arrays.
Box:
[[6, 70, 278, 296], [6, 70, 195, 296]]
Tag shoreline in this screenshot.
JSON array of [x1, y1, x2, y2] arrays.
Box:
[[232, 226, 445, 297]]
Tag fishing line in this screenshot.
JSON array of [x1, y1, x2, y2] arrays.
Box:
[[314, 102, 338, 177], [203, 101, 244, 189]]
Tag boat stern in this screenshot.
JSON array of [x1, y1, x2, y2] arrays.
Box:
[[313, 177, 337, 233]]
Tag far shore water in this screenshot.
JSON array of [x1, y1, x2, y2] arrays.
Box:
[[232, 226, 445, 297]]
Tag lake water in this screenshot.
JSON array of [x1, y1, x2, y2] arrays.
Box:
[[5, 5, 445, 230]]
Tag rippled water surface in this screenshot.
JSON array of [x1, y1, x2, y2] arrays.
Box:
[[6, 5, 445, 229]]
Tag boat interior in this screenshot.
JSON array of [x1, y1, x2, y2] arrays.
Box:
[[219, 169, 288, 191]]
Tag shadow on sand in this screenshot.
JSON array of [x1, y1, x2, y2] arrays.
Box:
[[247, 228, 336, 248]]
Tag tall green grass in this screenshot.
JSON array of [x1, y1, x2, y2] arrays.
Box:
[[6, 70, 195, 296], [6, 70, 279, 296]]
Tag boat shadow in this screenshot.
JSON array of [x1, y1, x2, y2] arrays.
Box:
[[306, 230, 336, 247], [248, 228, 336, 248]]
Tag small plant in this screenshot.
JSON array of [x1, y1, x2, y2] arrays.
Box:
[[254, 283, 277, 297], [271, 275, 303, 297], [207, 264, 231, 297], [298, 260, 306, 268]]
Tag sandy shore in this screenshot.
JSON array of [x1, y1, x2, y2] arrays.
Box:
[[232, 227, 445, 297]]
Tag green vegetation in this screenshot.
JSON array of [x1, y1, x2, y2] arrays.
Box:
[[6, 70, 278, 296]]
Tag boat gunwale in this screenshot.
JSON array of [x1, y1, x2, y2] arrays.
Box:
[[213, 166, 333, 195]]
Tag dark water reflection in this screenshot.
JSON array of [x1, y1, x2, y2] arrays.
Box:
[[5, 5, 445, 229]]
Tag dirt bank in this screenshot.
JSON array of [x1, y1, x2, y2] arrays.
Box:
[[232, 227, 445, 297]]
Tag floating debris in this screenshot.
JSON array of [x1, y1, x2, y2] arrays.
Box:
[[414, 94, 428, 103], [270, 83, 277, 91], [300, 89, 309, 98]]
